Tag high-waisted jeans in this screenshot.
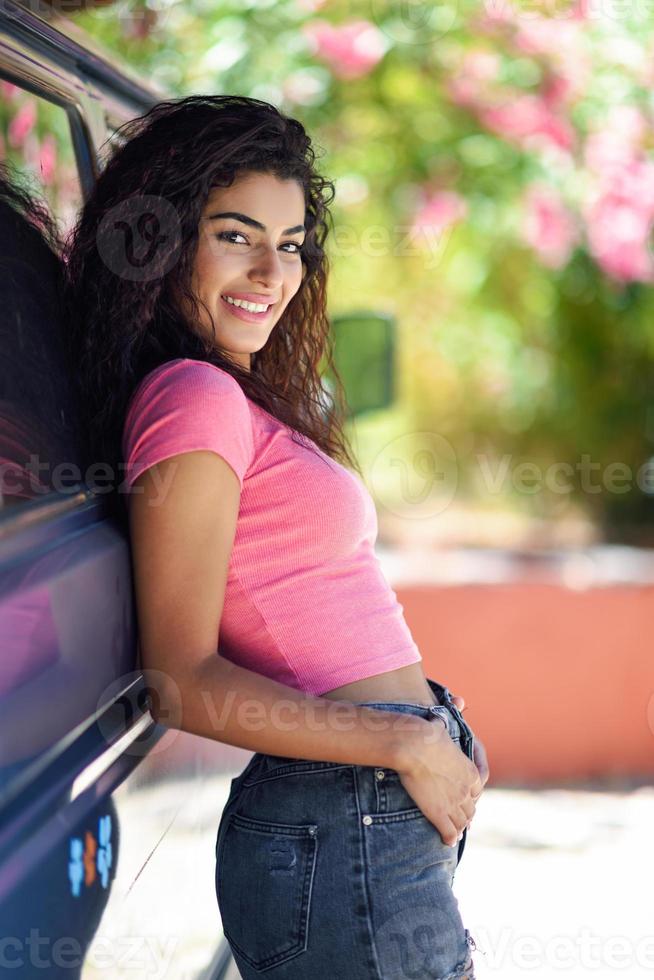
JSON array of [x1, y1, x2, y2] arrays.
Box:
[[214, 676, 478, 979]]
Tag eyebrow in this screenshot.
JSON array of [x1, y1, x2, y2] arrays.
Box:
[[206, 211, 306, 236]]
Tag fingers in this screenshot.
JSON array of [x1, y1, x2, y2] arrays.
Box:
[[460, 795, 476, 822], [450, 803, 473, 842], [438, 815, 459, 848], [468, 763, 484, 800], [473, 738, 490, 787]]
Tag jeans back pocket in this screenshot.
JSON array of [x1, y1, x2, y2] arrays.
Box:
[[216, 813, 319, 972]]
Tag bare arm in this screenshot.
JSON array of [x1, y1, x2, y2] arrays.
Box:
[[149, 651, 436, 768], [127, 450, 481, 844]]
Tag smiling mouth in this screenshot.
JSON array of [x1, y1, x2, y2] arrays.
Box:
[[220, 295, 274, 320], [222, 294, 274, 310]]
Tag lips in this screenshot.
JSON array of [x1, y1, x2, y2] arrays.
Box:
[[222, 292, 277, 304], [220, 294, 274, 323]]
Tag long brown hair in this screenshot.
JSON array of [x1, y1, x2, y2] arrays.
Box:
[[62, 95, 359, 528]]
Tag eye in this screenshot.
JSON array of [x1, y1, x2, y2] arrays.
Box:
[[216, 230, 303, 253], [216, 230, 248, 245]]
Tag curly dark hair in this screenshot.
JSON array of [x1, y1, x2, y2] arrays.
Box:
[[61, 94, 359, 528]]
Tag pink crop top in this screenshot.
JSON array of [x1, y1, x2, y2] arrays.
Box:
[[122, 358, 422, 696]]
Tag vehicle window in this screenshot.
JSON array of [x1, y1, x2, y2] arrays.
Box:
[[0, 79, 83, 233], [0, 80, 86, 515]]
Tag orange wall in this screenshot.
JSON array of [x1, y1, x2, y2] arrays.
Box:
[[398, 584, 654, 784]]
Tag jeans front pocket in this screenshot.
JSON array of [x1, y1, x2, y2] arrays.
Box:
[[216, 813, 319, 972]]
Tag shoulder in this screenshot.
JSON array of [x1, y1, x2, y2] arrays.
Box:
[[125, 358, 252, 429], [131, 357, 247, 404], [122, 358, 255, 480]]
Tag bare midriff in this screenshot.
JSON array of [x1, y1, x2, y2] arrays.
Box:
[[320, 661, 440, 708]]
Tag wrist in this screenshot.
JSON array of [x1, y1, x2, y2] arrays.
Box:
[[389, 716, 448, 774]]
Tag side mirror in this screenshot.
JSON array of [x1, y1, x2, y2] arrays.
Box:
[[327, 310, 395, 420]]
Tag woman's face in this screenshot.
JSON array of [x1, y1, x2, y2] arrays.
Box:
[[189, 171, 306, 371]]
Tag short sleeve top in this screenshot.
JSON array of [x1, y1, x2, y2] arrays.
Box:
[[122, 358, 421, 696]]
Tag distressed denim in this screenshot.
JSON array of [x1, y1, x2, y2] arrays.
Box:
[[214, 676, 478, 979]]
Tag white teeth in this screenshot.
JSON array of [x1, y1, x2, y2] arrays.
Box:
[[223, 295, 271, 313]]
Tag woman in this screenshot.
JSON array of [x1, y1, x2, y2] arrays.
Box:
[[63, 95, 488, 980]]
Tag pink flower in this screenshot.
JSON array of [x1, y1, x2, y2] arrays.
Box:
[[571, 0, 591, 18], [0, 81, 19, 102], [8, 100, 37, 149], [461, 48, 500, 82], [584, 108, 648, 176], [411, 190, 468, 237], [514, 18, 581, 59], [521, 184, 579, 269], [541, 56, 589, 109], [609, 159, 654, 217], [473, 10, 589, 107], [480, 95, 575, 151], [447, 48, 500, 109], [580, 106, 654, 284], [475, 3, 516, 32], [302, 19, 388, 80], [581, 149, 654, 284], [39, 133, 57, 186], [585, 193, 654, 283]]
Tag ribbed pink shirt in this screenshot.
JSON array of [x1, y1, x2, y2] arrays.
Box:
[[122, 358, 422, 696]]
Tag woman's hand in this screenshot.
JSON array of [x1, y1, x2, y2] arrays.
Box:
[[394, 720, 483, 847], [451, 692, 490, 792]]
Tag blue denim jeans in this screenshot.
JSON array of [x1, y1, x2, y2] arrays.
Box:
[[214, 676, 477, 979]]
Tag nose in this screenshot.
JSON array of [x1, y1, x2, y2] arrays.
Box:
[[248, 244, 284, 290]]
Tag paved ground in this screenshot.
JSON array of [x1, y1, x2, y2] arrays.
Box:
[[453, 782, 653, 979]]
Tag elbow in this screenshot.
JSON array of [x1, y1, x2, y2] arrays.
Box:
[[139, 666, 184, 730]]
